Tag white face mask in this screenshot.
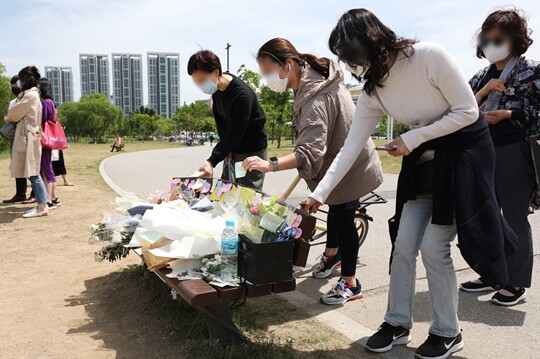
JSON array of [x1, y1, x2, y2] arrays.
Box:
[[344, 63, 368, 78], [264, 63, 290, 93], [483, 43, 511, 64]]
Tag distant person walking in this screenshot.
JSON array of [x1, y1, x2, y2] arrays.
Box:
[[209, 134, 215, 147], [4, 66, 49, 218]]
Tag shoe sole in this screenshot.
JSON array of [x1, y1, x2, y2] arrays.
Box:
[[366, 335, 412, 353], [415, 340, 464, 359], [491, 293, 526, 306], [312, 262, 341, 279], [459, 284, 493, 292], [320, 292, 364, 305]]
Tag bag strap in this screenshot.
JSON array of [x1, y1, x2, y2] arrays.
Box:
[[480, 56, 520, 112]]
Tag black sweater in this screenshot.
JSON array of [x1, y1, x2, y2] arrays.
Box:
[[207, 74, 267, 167]]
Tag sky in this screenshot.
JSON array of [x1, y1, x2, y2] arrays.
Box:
[[1, 0, 540, 105]]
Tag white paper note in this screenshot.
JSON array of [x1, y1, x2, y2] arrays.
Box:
[[235, 162, 247, 179]]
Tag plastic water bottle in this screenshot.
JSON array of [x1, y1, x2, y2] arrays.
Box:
[[220, 220, 238, 282]]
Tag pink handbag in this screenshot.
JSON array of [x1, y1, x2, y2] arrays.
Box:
[[41, 120, 68, 150]]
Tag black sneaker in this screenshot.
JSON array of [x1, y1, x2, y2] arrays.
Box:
[[416, 333, 464, 359], [491, 286, 526, 306], [459, 277, 492, 292], [366, 322, 411, 353], [47, 202, 56, 210], [312, 253, 341, 279], [52, 198, 61, 207]]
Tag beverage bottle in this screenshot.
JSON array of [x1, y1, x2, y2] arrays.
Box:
[[220, 220, 238, 282]]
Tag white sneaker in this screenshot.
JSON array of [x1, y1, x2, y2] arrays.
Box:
[[23, 208, 48, 218], [320, 278, 363, 305]]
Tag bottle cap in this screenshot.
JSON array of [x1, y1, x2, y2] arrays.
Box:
[[225, 220, 235, 227]]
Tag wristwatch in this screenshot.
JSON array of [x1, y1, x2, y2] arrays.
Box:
[[269, 157, 279, 172]]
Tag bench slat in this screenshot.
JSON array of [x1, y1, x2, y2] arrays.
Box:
[[154, 268, 218, 307], [215, 286, 246, 302]]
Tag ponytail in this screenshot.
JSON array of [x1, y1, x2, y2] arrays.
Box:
[[299, 53, 330, 79], [258, 38, 330, 79]]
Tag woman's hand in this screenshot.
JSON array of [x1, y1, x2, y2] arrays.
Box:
[[242, 156, 272, 173], [300, 197, 321, 214], [385, 137, 410, 157], [484, 110, 512, 125], [198, 161, 214, 178], [478, 79, 506, 99]]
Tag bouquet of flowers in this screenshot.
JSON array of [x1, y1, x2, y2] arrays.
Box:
[[89, 213, 140, 262]]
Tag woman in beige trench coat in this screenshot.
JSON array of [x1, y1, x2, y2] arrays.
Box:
[[4, 66, 49, 218]]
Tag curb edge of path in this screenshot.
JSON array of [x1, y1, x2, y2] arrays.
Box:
[[99, 155, 127, 196]]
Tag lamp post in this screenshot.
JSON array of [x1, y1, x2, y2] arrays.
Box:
[[225, 43, 232, 72]]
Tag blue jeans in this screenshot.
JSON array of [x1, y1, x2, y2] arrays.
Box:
[[29, 175, 48, 204], [384, 195, 460, 337]]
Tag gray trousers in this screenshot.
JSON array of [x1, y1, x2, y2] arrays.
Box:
[[221, 148, 267, 191], [385, 195, 459, 337], [495, 141, 536, 288]]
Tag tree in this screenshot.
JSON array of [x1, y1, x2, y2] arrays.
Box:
[[125, 113, 160, 141], [58, 101, 84, 142], [132, 105, 157, 117], [0, 62, 13, 152], [260, 86, 292, 148], [237, 64, 262, 92], [155, 117, 174, 137], [57, 93, 124, 143], [172, 101, 214, 133]]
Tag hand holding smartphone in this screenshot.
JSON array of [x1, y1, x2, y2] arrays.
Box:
[[375, 145, 398, 151]]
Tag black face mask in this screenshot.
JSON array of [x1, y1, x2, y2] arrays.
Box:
[[11, 86, 21, 97]]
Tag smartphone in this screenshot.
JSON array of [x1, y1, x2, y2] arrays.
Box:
[[375, 145, 398, 151]]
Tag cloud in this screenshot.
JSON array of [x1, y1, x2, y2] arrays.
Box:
[[1, 0, 539, 105]]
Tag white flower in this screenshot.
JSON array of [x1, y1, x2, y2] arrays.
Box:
[[111, 232, 123, 244]]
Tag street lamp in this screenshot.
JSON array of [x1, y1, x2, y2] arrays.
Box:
[[225, 43, 232, 73]]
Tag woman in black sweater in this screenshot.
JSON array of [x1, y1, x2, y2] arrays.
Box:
[[187, 50, 268, 190]]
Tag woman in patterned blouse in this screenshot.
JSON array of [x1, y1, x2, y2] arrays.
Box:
[[461, 8, 540, 306]]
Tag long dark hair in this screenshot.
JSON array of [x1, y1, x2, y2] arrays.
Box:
[[476, 8, 533, 58], [329, 8, 416, 95], [18, 66, 41, 91], [39, 78, 53, 100], [257, 38, 330, 79]]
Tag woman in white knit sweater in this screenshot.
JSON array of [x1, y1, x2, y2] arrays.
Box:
[[302, 9, 479, 359]]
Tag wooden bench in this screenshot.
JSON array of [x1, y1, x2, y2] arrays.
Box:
[[134, 250, 296, 345]]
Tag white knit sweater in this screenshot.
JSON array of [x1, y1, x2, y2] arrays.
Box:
[[310, 42, 479, 204]]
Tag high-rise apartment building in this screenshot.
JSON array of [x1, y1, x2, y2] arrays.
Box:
[[79, 54, 110, 97], [112, 53, 143, 116], [147, 52, 180, 118], [44, 66, 74, 106]]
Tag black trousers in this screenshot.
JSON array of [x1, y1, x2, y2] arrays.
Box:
[[326, 199, 360, 277], [495, 141, 536, 287], [16, 178, 27, 197]]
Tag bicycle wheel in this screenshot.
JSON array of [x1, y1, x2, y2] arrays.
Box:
[[355, 214, 369, 247]]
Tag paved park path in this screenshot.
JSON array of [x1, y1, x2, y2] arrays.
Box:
[[101, 144, 540, 358]]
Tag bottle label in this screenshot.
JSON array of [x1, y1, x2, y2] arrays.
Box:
[[221, 238, 238, 255]]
